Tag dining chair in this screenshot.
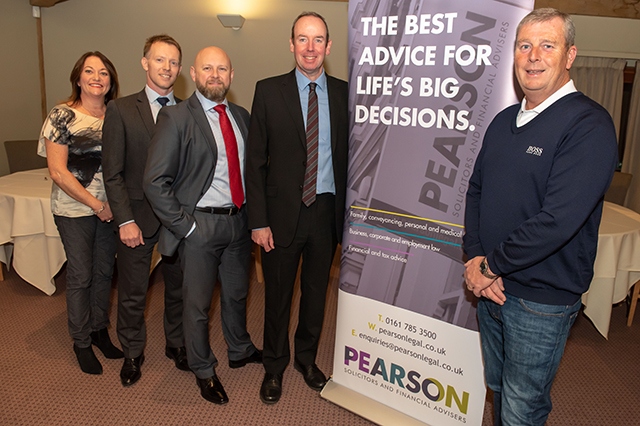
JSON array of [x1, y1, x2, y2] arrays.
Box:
[[4, 140, 48, 174], [604, 171, 632, 205], [254, 245, 264, 284]]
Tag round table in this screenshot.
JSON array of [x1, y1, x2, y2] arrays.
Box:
[[0, 168, 65, 295], [582, 201, 640, 338]]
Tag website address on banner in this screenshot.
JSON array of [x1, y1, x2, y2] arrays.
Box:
[[378, 327, 446, 356], [357, 332, 464, 376]]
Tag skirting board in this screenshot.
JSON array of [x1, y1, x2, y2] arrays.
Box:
[[320, 378, 430, 426]]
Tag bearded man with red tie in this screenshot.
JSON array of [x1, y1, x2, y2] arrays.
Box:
[[144, 46, 261, 405]]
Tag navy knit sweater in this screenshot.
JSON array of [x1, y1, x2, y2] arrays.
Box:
[[463, 92, 618, 305]]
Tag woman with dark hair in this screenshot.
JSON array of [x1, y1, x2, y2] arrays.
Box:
[[38, 51, 123, 375]]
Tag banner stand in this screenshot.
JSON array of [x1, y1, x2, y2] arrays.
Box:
[[321, 379, 430, 426], [329, 1, 533, 424]]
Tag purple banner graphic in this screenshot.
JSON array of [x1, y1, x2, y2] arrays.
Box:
[[341, 0, 534, 331]]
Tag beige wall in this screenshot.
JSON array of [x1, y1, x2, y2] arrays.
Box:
[[0, 1, 44, 176], [40, 0, 349, 111], [2, 0, 640, 177], [572, 15, 640, 59]]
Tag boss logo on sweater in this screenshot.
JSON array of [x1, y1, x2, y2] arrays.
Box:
[[526, 146, 543, 156]]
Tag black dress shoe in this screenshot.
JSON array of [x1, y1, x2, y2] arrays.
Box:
[[196, 375, 229, 405], [229, 349, 263, 369], [165, 346, 190, 371], [120, 354, 144, 387], [73, 344, 102, 375], [90, 328, 124, 359], [294, 360, 327, 391], [260, 372, 283, 404]]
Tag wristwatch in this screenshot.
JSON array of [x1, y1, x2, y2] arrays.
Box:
[[480, 258, 499, 279]]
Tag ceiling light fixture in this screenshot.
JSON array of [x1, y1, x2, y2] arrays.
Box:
[[217, 14, 246, 30]]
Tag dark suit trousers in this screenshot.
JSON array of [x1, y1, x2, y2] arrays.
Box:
[[262, 194, 338, 374], [116, 230, 183, 358], [179, 209, 256, 379]]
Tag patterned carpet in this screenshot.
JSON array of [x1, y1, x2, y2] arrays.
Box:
[[0, 257, 638, 425]]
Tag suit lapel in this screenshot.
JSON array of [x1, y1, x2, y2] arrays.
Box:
[[136, 90, 156, 137], [280, 70, 307, 148], [327, 76, 340, 154], [228, 103, 248, 141], [187, 93, 218, 159]]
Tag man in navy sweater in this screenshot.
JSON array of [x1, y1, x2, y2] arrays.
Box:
[[463, 8, 617, 426]]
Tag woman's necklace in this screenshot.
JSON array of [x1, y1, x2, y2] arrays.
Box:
[[80, 104, 105, 118]]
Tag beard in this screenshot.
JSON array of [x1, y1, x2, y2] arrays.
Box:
[[196, 79, 229, 103]]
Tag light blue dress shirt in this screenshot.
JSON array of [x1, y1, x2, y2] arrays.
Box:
[[194, 90, 246, 209], [144, 85, 177, 123], [295, 69, 335, 195]]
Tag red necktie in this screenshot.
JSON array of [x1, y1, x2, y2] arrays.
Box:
[[302, 82, 318, 207], [213, 104, 244, 208]]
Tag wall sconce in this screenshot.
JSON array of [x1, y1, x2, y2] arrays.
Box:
[[217, 14, 246, 30]]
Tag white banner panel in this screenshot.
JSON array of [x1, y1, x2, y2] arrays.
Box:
[[334, 292, 484, 425]]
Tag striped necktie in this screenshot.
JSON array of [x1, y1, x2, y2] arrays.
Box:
[[302, 82, 318, 207]]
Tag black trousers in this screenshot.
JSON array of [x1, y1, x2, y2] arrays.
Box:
[[262, 194, 338, 374]]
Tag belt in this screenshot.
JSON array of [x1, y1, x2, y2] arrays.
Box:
[[194, 205, 242, 216]]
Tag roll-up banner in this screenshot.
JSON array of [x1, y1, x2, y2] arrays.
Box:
[[322, 1, 534, 425]]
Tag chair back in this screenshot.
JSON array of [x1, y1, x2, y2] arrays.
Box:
[[604, 171, 632, 205], [4, 140, 48, 174]]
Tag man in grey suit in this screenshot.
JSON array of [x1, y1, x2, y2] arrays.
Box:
[[246, 12, 349, 404], [144, 46, 261, 405], [103, 34, 186, 387]]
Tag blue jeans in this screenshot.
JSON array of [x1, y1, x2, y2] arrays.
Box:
[[477, 294, 581, 426], [54, 215, 116, 347]]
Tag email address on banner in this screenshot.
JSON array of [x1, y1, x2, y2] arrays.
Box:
[[358, 332, 463, 376]]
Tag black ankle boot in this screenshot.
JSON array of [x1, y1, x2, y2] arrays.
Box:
[[91, 328, 124, 359], [73, 344, 103, 375]]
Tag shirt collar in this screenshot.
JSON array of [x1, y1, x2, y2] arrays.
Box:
[[195, 90, 228, 112], [295, 68, 327, 92], [519, 79, 577, 115], [145, 85, 175, 105]]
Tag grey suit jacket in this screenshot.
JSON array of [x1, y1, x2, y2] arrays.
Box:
[[143, 92, 251, 256], [102, 90, 181, 237]]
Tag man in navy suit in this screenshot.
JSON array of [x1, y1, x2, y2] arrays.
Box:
[[103, 34, 186, 387], [144, 46, 261, 405], [246, 12, 349, 404]]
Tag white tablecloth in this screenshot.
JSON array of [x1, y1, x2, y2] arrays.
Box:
[[0, 168, 66, 295], [582, 202, 640, 338]]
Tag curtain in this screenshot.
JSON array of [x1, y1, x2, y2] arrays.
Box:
[[570, 56, 626, 138], [622, 62, 640, 213]]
